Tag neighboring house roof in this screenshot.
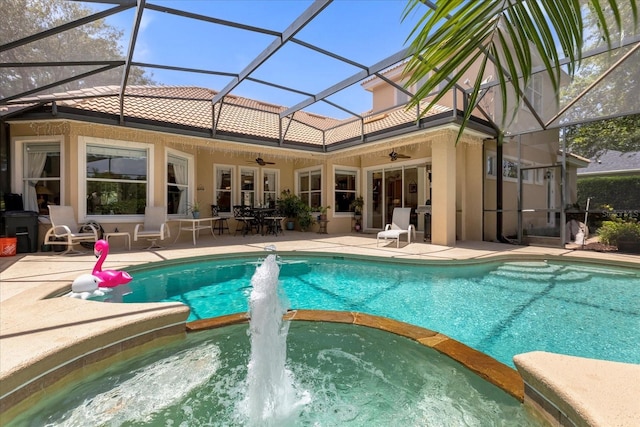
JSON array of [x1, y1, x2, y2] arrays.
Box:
[[8, 85, 455, 148], [577, 150, 640, 177], [559, 151, 590, 168]]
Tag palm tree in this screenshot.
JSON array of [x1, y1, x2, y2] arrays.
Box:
[[402, 0, 638, 143]]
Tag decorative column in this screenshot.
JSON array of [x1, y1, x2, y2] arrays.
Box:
[[431, 130, 457, 246]]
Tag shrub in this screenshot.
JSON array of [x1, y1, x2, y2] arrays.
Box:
[[577, 176, 640, 210], [597, 217, 640, 246]]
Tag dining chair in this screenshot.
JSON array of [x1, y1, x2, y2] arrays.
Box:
[[233, 205, 255, 236], [211, 205, 230, 235]]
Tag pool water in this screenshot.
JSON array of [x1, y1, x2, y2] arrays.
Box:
[[10, 323, 546, 426], [104, 255, 640, 367]]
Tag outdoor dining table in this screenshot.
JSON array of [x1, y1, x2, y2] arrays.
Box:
[[250, 207, 275, 235]]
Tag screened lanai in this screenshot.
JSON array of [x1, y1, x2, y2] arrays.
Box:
[[1, 0, 639, 246]]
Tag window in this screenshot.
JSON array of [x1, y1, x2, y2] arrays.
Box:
[[22, 142, 61, 214], [503, 159, 519, 179], [262, 169, 279, 208], [240, 167, 256, 207], [486, 154, 496, 177], [167, 151, 192, 216], [486, 152, 534, 184], [214, 165, 234, 214], [525, 74, 543, 112], [85, 143, 148, 215], [334, 169, 357, 213], [298, 168, 321, 208]]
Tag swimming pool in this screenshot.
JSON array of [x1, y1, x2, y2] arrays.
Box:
[[101, 254, 640, 367]]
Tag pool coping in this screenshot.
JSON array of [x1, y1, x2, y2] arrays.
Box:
[[1, 236, 639, 425], [187, 310, 525, 401]]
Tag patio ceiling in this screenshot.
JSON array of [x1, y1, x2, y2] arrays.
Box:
[[1, 0, 639, 149]]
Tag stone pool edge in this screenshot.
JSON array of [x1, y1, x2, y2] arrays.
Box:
[[188, 310, 525, 401]]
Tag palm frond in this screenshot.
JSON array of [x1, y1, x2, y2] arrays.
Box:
[[402, 0, 638, 141]]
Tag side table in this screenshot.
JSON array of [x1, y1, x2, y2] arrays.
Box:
[[317, 219, 329, 234], [104, 232, 131, 250]]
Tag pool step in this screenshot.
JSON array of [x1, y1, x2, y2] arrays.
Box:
[[490, 262, 590, 282]]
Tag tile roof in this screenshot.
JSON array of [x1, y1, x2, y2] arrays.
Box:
[[18, 85, 453, 147]]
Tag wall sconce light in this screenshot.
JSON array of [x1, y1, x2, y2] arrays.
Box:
[[545, 171, 552, 180], [197, 185, 205, 191]]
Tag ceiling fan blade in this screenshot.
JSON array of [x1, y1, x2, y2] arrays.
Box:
[[254, 157, 276, 166], [389, 150, 410, 161]]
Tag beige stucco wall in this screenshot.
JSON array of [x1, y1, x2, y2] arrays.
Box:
[[9, 117, 565, 247]]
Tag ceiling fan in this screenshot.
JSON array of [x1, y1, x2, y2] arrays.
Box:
[[249, 156, 276, 166], [389, 150, 411, 161]]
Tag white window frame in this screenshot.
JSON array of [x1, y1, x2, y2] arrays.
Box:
[[78, 136, 154, 223], [214, 164, 235, 216], [239, 166, 258, 207], [525, 73, 543, 113], [333, 165, 359, 217], [166, 148, 194, 217], [486, 151, 535, 184], [11, 135, 65, 214], [296, 166, 323, 208], [261, 168, 280, 207]]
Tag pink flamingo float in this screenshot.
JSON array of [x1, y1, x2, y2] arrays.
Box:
[[92, 239, 133, 288]]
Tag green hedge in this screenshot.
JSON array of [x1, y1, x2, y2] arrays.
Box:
[[577, 176, 640, 210]]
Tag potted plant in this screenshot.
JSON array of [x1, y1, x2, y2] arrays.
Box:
[[316, 205, 331, 221], [349, 196, 364, 231], [188, 201, 201, 219], [297, 204, 316, 231], [277, 190, 302, 230]]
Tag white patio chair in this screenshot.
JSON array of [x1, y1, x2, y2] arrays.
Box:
[[43, 205, 98, 255], [376, 207, 416, 248], [134, 206, 169, 249]]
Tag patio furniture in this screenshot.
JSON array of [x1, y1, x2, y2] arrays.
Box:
[[210, 205, 229, 234], [173, 217, 216, 246], [43, 205, 98, 255], [134, 206, 169, 249], [233, 205, 255, 236], [376, 207, 416, 248], [104, 231, 131, 251], [252, 207, 275, 235], [263, 209, 286, 236]]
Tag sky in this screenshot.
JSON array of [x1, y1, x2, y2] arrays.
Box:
[[99, 0, 425, 119]]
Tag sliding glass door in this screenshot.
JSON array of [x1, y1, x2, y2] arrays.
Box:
[[366, 166, 422, 230]]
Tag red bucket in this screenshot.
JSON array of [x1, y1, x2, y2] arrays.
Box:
[[0, 237, 17, 257]]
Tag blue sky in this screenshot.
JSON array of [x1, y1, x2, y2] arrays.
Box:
[[102, 0, 425, 118]]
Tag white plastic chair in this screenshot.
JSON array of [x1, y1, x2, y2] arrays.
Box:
[[134, 206, 169, 249], [376, 207, 416, 248], [44, 205, 98, 255]]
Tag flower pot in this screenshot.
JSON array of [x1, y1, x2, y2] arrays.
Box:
[[192, 212, 200, 219], [286, 220, 295, 230]]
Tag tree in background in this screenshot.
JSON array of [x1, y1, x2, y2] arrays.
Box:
[[565, 114, 640, 158], [402, 0, 638, 144], [561, 2, 640, 158], [0, 0, 154, 98]]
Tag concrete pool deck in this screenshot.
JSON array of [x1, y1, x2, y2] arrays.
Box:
[[1, 232, 639, 425]]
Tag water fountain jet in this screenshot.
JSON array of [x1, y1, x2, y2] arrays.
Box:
[[241, 254, 310, 425]]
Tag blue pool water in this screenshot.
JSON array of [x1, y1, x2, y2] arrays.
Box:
[[106, 254, 640, 367]]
